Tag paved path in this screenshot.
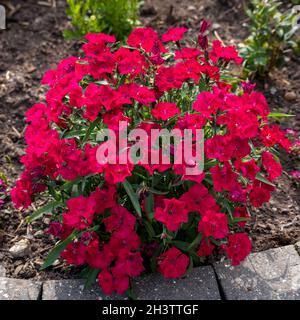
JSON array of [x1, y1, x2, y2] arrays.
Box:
[[1, 243, 299, 300]]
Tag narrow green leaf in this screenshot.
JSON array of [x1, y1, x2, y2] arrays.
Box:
[[186, 255, 193, 274], [41, 231, 76, 270], [122, 179, 142, 217], [145, 193, 154, 217], [27, 200, 61, 223], [267, 112, 294, 118], [187, 232, 202, 251], [171, 240, 190, 252], [255, 172, 275, 187], [62, 130, 86, 139], [144, 220, 156, 239], [84, 268, 100, 289], [83, 117, 101, 143], [60, 177, 83, 191], [231, 217, 250, 223], [148, 188, 169, 195]]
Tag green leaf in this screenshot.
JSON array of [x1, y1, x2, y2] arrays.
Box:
[[122, 179, 142, 217], [148, 188, 169, 195], [255, 172, 275, 187], [145, 193, 154, 218], [267, 112, 294, 118], [27, 200, 61, 223], [84, 268, 100, 289], [231, 217, 250, 223], [62, 130, 86, 139], [222, 199, 234, 219], [144, 220, 156, 239], [83, 117, 101, 143], [186, 255, 193, 274], [187, 232, 202, 251], [60, 177, 84, 191], [41, 231, 77, 270], [171, 240, 190, 252]]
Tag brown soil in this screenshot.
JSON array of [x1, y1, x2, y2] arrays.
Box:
[[0, 0, 299, 280]]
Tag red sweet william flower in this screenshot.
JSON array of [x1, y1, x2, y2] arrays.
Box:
[[82, 33, 116, 58], [63, 195, 96, 230], [197, 239, 215, 257], [210, 40, 243, 65], [180, 183, 219, 215], [112, 251, 144, 277], [217, 108, 259, 139], [109, 229, 141, 254], [97, 269, 114, 295], [98, 269, 129, 295], [205, 135, 235, 162], [47, 222, 73, 239], [104, 162, 133, 185], [127, 27, 163, 53], [174, 48, 202, 60], [157, 247, 190, 279], [115, 47, 148, 78], [154, 198, 188, 231], [249, 185, 271, 208], [192, 91, 219, 118], [262, 151, 282, 181], [11, 176, 33, 209], [233, 207, 251, 228], [161, 27, 188, 42], [225, 233, 252, 266], [133, 86, 157, 106], [234, 159, 260, 181], [85, 239, 113, 269], [198, 211, 229, 239], [260, 124, 292, 151], [61, 240, 86, 266], [210, 162, 238, 193], [248, 179, 274, 208], [175, 113, 205, 139], [103, 205, 136, 232], [90, 186, 116, 214], [151, 102, 180, 121], [155, 65, 186, 92]]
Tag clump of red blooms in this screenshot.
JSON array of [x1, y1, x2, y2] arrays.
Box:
[[11, 21, 292, 296]]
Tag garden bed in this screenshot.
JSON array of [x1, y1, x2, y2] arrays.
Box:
[[0, 0, 299, 282]]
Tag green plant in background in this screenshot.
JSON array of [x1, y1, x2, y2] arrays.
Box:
[[239, 0, 299, 78], [64, 0, 140, 40]]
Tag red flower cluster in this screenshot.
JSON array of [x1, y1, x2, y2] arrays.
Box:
[[11, 24, 290, 296]]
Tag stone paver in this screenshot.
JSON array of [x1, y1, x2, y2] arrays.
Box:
[[214, 245, 300, 300], [132, 265, 221, 300], [42, 280, 126, 300], [1, 244, 299, 300], [295, 241, 300, 255], [0, 278, 42, 300]]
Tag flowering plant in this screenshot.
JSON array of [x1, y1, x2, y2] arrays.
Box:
[[11, 23, 291, 296], [239, 0, 299, 78]]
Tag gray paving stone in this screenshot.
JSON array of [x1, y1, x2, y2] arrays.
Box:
[[214, 245, 300, 300], [42, 280, 126, 300], [0, 265, 5, 277], [295, 241, 300, 255], [0, 278, 42, 300], [132, 266, 221, 300]]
